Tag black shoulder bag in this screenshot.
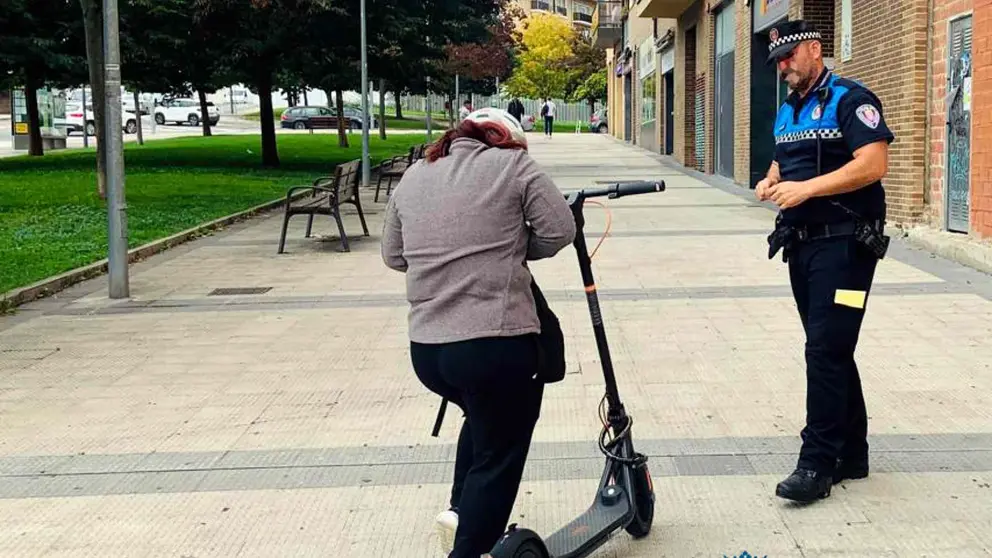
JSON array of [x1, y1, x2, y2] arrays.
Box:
[[530, 278, 566, 383]]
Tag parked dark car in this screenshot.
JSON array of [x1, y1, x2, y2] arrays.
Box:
[[280, 106, 376, 130]]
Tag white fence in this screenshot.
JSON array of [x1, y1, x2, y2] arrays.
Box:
[[400, 94, 595, 123]]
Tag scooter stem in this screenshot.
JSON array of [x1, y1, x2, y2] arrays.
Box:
[[570, 196, 626, 420]]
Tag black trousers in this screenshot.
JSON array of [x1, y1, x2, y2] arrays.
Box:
[[411, 335, 544, 558], [544, 116, 554, 135], [787, 234, 878, 474]]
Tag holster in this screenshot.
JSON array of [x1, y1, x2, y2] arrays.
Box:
[[767, 214, 796, 262]]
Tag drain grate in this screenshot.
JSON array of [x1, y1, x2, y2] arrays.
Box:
[[208, 287, 273, 296]]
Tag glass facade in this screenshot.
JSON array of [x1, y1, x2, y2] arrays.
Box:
[[641, 73, 656, 124]]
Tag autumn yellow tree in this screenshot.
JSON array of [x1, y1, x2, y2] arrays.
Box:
[[504, 12, 575, 100]]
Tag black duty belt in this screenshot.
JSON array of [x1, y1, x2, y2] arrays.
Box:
[[794, 219, 883, 242]]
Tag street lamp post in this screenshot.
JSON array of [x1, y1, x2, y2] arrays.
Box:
[[103, 0, 129, 298], [359, 0, 370, 188]]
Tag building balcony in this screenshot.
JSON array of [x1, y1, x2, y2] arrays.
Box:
[[531, 0, 550, 11], [573, 11, 593, 24], [636, 0, 694, 18], [591, 1, 623, 48]]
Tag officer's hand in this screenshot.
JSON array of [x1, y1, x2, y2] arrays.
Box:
[[755, 178, 773, 201], [768, 181, 812, 209]]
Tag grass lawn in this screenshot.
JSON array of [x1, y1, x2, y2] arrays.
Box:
[[0, 134, 425, 295]]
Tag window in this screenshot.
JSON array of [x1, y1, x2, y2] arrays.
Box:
[[641, 73, 656, 124], [573, 2, 593, 23]]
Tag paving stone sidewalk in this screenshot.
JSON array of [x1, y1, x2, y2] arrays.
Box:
[[1, 134, 991, 557]]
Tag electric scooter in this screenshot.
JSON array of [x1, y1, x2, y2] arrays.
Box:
[[489, 180, 666, 558]]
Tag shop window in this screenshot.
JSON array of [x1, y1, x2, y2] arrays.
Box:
[[641, 73, 656, 124]]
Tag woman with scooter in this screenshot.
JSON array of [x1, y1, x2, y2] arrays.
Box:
[[381, 108, 576, 558]]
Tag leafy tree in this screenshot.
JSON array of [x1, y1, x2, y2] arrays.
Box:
[[569, 67, 607, 111], [0, 0, 87, 156], [380, 0, 511, 119], [195, 0, 326, 167], [504, 11, 574, 100], [122, 0, 229, 137], [441, 0, 521, 95], [564, 33, 606, 111], [79, 0, 113, 196]]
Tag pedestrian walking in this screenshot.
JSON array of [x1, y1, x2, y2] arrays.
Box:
[[507, 97, 525, 125], [756, 20, 895, 503], [381, 108, 576, 556], [540, 98, 555, 137], [458, 100, 472, 122]]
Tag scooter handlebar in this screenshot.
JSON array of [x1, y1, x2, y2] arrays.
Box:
[[611, 180, 665, 198], [567, 180, 666, 202]]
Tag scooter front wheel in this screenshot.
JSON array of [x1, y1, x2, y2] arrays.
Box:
[[624, 456, 655, 538]]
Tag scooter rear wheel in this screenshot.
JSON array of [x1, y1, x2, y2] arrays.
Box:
[[624, 457, 655, 538], [489, 525, 550, 558], [508, 540, 550, 558]]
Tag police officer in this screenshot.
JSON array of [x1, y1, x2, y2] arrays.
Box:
[[755, 20, 894, 503]]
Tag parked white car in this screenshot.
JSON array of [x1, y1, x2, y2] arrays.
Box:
[[58, 102, 139, 136], [154, 98, 220, 126]]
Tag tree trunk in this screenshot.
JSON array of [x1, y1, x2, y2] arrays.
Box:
[[447, 94, 455, 128], [24, 77, 44, 157], [197, 89, 212, 137], [335, 90, 348, 148], [303, 88, 308, 105], [378, 78, 386, 140], [134, 90, 144, 145], [80, 0, 107, 198], [256, 72, 279, 167], [394, 88, 403, 118]]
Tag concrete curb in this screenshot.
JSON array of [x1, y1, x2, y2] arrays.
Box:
[[898, 225, 992, 276], [0, 193, 303, 311]]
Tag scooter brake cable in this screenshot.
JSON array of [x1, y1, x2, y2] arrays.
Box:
[[585, 200, 613, 259]]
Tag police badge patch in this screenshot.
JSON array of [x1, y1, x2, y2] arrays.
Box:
[[855, 104, 880, 129], [811, 105, 822, 120]]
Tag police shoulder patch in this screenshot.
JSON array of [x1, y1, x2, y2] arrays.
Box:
[[855, 104, 880, 129]]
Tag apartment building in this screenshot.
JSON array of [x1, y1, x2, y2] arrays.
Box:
[[594, 1, 676, 154], [597, 0, 992, 239], [514, 0, 598, 38]]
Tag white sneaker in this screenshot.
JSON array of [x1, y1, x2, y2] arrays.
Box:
[[435, 509, 458, 555]]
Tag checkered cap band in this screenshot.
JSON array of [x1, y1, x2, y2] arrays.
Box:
[[768, 31, 822, 52]]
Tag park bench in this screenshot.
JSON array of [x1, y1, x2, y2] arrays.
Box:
[[373, 143, 427, 202], [277, 158, 369, 254]]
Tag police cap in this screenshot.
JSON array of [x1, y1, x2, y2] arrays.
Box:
[[766, 20, 823, 64]]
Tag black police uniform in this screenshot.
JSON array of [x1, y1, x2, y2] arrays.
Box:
[[764, 21, 895, 501]]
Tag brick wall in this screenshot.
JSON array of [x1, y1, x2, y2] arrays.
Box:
[[803, 0, 835, 57], [676, 7, 700, 166], [833, 0, 929, 226], [733, 0, 751, 185], [700, 4, 714, 174], [972, 0, 992, 236], [927, 0, 973, 228], [656, 58, 665, 152]]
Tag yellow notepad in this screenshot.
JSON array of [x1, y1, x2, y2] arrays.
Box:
[[834, 289, 866, 309]]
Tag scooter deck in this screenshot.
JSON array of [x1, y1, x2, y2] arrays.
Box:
[[544, 486, 631, 558]]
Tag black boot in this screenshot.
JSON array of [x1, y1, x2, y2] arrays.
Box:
[[833, 458, 869, 484], [775, 468, 832, 502]]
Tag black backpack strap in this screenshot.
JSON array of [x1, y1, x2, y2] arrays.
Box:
[[431, 397, 448, 437]]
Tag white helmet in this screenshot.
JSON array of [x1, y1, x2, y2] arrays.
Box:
[[464, 107, 527, 146]]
